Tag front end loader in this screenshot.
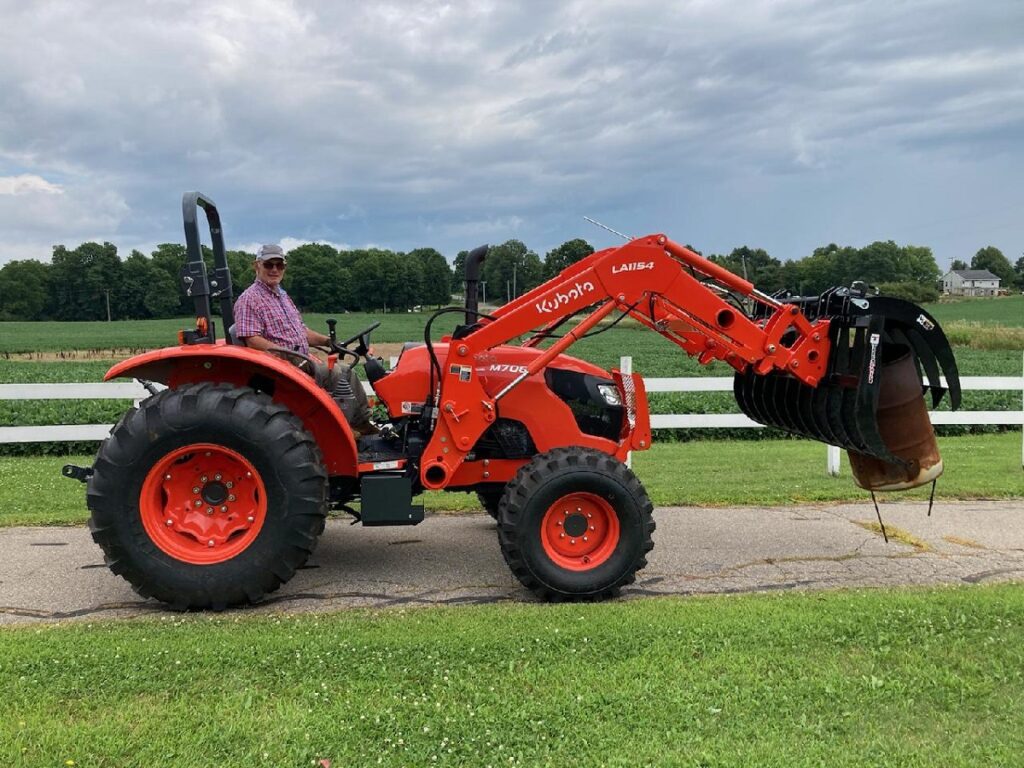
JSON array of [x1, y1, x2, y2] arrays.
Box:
[[65, 192, 960, 609]]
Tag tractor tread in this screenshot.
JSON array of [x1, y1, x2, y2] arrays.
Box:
[[497, 446, 654, 602], [87, 382, 328, 610]]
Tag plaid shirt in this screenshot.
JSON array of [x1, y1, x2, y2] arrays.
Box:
[[233, 280, 310, 354]]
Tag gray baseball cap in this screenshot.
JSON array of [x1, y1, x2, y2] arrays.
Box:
[[256, 244, 286, 262]]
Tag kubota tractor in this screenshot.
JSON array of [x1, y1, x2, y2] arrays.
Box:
[[64, 192, 961, 609]]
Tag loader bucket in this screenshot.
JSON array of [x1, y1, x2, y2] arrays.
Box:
[[733, 289, 960, 491]]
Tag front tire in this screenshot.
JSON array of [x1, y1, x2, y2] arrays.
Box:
[[87, 382, 328, 609], [477, 486, 505, 521], [497, 447, 655, 601]]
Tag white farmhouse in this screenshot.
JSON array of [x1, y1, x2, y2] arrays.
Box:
[[941, 269, 1001, 296]]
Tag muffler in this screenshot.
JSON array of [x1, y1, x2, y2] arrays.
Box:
[[734, 286, 961, 491]]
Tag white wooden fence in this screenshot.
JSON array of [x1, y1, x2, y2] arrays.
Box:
[[1, 355, 1022, 471]]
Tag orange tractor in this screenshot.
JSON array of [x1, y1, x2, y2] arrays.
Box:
[[65, 192, 960, 609]]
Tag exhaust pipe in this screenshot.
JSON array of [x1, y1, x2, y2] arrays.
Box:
[[464, 244, 489, 325]]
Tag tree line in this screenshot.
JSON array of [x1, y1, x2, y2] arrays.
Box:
[[0, 237, 1020, 322]]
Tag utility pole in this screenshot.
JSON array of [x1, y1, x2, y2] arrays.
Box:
[[480, 281, 486, 305], [104, 288, 112, 322], [512, 264, 517, 299]]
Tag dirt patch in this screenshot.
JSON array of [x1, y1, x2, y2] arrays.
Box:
[[4, 349, 142, 362], [4, 342, 411, 364]]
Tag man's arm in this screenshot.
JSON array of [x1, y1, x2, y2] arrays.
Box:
[[242, 335, 277, 352], [306, 327, 329, 347]]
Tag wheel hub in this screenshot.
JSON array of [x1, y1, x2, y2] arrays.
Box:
[[540, 492, 620, 571], [139, 443, 267, 565], [201, 481, 228, 505], [563, 513, 588, 537]]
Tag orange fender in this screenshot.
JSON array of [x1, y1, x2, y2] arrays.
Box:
[[105, 344, 358, 476]]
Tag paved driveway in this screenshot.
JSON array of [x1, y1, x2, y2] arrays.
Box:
[[1, 500, 1022, 625]]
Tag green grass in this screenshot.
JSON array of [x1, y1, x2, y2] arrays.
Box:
[[5, 433, 1019, 527], [3, 584, 1024, 766], [925, 294, 1024, 327]]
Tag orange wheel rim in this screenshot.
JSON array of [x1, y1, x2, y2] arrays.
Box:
[[139, 443, 267, 565], [540, 492, 620, 571]]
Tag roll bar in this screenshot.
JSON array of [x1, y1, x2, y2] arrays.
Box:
[[180, 191, 236, 344]]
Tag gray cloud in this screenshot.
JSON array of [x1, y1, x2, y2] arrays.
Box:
[[0, 0, 1021, 269]]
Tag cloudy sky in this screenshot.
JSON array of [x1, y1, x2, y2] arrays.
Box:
[[1, 0, 1021, 271]]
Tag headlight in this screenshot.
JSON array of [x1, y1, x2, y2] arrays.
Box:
[[597, 383, 622, 406]]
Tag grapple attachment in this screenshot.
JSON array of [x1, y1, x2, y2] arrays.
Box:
[[733, 286, 961, 490]]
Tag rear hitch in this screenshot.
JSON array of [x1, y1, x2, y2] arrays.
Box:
[[62, 464, 93, 483]]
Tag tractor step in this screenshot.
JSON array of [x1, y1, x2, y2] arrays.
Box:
[[359, 474, 424, 526], [61, 464, 93, 483]]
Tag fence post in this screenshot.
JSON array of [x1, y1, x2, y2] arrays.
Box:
[[827, 445, 841, 477], [620, 355, 632, 469]]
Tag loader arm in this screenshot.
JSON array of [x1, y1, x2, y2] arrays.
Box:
[[419, 233, 837, 490]]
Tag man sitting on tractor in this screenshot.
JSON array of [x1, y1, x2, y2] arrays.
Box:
[[233, 244, 377, 436]]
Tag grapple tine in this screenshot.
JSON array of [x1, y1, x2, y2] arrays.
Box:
[[849, 317, 901, 464], [774, 375, 805, 435], [870, 297, 961, 410]]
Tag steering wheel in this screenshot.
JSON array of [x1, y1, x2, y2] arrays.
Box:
[[265, 347, 319, 376], [335, 321, 381, 358]]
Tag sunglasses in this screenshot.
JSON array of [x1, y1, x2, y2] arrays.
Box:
[[261, 260, 286, 271]]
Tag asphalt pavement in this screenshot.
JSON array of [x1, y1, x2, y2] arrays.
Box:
[[2, 499, 1023, 625]]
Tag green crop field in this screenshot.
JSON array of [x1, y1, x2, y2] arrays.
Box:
[[0, 312, 461, 354], [924, 294, 1024, 327], [1, 292, 1021, 354]]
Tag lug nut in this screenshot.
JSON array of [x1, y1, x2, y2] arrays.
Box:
[[246, 472, 252, 478], [583, 536, 589, 542], [164, 473, 172, 480], [165, 519, 173, 526], [247, 515, 255, 523], [220, 505, 228, 512], [570, 539, 576, 545], [226, 482, 233, 489], [194, 500, 202, 507], [560, 533, 565, 539], [192, 487, 200, 494], [590, 525, 595, 531], [207, 540, 215, 547], [206, 507, 214, 515], [556, 520, 562, 526], [214, 474, 222, 481], [228, 494, 236, 502], [200, 476, 208, 483]]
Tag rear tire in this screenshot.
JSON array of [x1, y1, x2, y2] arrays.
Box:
[[87, 382, 328, 609], [497, 447, 655, 601]]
